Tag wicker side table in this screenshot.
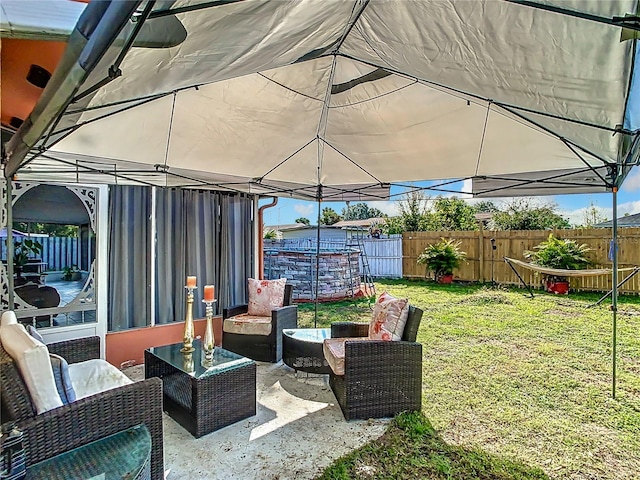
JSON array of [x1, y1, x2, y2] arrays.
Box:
[[145, 340, 256, 438], [26, 424, 151, 479]]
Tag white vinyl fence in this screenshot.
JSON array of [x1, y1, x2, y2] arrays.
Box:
[[359, 236, 402, 278]]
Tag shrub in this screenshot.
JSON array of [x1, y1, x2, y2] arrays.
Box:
[[524, 234, 592, 271], [417, 238, 467, 280]]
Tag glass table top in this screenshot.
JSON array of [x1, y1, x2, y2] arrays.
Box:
[[283, 328, 331, 343], [147, 339, 254, 379], [27, 424, 150, 480]]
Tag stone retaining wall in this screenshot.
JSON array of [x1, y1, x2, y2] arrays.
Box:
[[264, 249, 361, 301]]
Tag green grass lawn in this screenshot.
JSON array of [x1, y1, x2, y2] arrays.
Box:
[[297, 280, 640, 480]]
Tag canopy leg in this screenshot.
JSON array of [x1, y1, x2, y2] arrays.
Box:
[[612, 187, 618, 399], [314, 194, 321, 328], [6, 178, 14, 309]]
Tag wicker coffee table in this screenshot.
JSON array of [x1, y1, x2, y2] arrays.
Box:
[[145, 340, 256, 438], [282, 328, 332, 374]]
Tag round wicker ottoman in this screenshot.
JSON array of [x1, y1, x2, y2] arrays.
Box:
[[282, 328, 332, 374]]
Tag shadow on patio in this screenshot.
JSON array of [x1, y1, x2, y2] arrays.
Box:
[[124, 361, 388, 480]]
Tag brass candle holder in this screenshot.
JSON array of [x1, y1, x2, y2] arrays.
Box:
[[202, 298, 217, 361], [182, 351, 195, 373], [180, 285, 197, 353]]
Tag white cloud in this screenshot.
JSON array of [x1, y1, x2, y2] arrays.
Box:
[[560, 205, 610, 226], [618, 200, 640, 215], [367, 201, 399, 216], [293, 204, 314, 217], [622, 166, 640, 192], [560, 200, 640, 226]]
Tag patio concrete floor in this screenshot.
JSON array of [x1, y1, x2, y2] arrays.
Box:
[[124, 362, 388, 480]]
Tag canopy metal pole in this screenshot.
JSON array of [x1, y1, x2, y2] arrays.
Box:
[[314, 194, 321, 328], [612, 186, 618, 399], [6, 178, 14, 309]]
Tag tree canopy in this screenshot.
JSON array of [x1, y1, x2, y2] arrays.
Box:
[[384, 190, 431, 234], [320, 207, 342, 225], [295, 217, 310, 225], [490, 199, 570, 230], [341, 202, 384, 220], [381, 193, 573, 233], [427, 197, 478, 231], [13, 222, 78, 237]]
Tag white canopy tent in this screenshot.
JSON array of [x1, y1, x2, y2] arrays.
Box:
[[2, 0, 640, 395], [4, 0, 639, 196]]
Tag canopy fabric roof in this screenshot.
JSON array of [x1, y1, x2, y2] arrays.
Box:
[[4, 0, 640, 200]]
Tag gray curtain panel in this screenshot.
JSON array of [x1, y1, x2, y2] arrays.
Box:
[[220, 194, 254, 309], [107, 185, 151, 331], [182, 189, 221, 319], [155, 189, 253, 323], [109, 186, 254, 328], [155, 188, 186, 325]]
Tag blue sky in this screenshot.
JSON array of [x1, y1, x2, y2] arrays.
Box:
[[262, 166, 640, 228]]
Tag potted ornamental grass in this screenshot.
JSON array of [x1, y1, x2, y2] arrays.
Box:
[[417, 238, 467, 284], [524, 233, 593, 294], [13, 239, 43, 277], [62, 265, 82, 281]]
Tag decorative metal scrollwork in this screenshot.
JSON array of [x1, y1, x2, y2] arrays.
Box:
[[67, 186, 97, 232], [1, 182, 98, 324]]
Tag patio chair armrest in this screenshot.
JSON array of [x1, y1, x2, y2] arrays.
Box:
[[331, 322, 369, 338], [272, 305, 297, 328], [47, 336, 100, 364], [18, 377, 164, 479], [223, 304, 249, 319], [344, 340, 422, 377]]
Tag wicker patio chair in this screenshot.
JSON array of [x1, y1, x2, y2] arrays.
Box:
[[0, 336, 164, 480], [222, 284, 297, 362], [328, 305, 424, 420]]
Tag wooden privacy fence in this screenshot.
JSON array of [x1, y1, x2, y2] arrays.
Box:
[[403, 228, 640, 295]]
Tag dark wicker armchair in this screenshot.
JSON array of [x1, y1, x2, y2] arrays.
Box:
[[328, 305, 424, 420], [0, 336, 164, 480], [222, 284, 297, 362]]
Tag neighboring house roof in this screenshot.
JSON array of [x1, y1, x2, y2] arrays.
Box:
[[332, 217, 385, 229], [264, 223, 343, 233], [594, 213, 640, 228], [474, 212, 494, 222], [264, 223, 307, 233]]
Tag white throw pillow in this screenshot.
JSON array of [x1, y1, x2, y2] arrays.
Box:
[[0, 323, 63, 413], [68, 359, 133, 399], [1, 311, 18, 327]]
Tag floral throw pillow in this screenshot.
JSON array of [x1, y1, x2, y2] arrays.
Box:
[[247, 278, 287, 316], [368, 291, 410, 341]]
